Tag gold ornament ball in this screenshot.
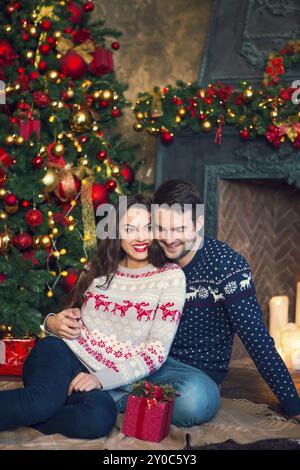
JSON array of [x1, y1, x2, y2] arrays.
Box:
[[70, 108, 93, 133], [42, 168, 58, 192], [29, 26, 37, 36], [136, 112, 144, 120], [198, 88, 206, 99], [47, 70, 59, 82], [243, 88, 254, 102], [31, 11, 38, 20], [0, 189, 7, 197], [4, 135, 14, 146], [15, 135, 24, 146], [25, 50, 35, 60], [4, 25, 12, 33], [4, 203, 19, 214], [40, 235, 52, 248], [33, 236, 41, 249], [270, 110, 278, 119], [0, 210, 8, 220], [66, 88, 74, 99], [0, 229, 10, 254], [133, 122, 144, 132], [201, 119, 213, 133], [175, 116, 181, 123], [52, 142, 65, 156], [93, 91, 101, 99], [49, 115, 56, 123], [101, 89, 112, 101], [178, 107, 186, 117], [53, 31, 62, 39], [14, 83, 21, 92]]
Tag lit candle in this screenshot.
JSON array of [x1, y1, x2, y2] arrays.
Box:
[[269, 296, 289, 350], [291, 350, 300, 370], [295, 282, 300, 326], [280, 323, 300, 369]]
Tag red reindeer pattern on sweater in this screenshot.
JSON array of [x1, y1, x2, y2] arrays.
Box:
[[63, 263, 186, 391]]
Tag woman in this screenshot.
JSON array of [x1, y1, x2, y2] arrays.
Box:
[[0, 195, 186, 439]]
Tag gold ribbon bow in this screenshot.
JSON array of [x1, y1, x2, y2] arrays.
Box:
[[56, 37, 95, 64]]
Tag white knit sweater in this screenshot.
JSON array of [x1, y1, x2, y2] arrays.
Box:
[[63, 263, 186, 391]]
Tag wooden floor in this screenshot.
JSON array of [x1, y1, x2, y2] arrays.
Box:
[[1, 367, 300, 416]]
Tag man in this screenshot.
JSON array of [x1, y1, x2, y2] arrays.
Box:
[[45, 179, 300, 426]]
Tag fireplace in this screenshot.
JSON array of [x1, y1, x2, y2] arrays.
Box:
[[217, 179, 300, 364]]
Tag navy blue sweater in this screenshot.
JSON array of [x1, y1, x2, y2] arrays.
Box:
[[170, 236, 300, 416]]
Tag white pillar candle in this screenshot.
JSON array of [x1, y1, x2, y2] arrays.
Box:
[[280, 323, 300, 369], [269, 296, 289, 350], [291, 350, 300, 370], [295, 282, 300, 326]]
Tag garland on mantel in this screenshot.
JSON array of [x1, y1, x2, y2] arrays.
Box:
[[132, 41, 300, 148]]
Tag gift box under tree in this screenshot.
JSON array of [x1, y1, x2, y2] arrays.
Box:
[[121, 380, 179, 442], [0, 332, 35, 376], [13, 108, 41, 141]]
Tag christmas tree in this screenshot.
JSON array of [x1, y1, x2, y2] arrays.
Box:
[[0, 0, 141, 338]]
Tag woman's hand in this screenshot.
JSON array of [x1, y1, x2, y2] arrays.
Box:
[[68, 372, 102, 395], [46, 308, 82, 339]]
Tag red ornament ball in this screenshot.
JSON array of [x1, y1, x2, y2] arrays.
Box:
[[99, 100, 109, 108], [83, 1, 95, 12], [65, 26, 73, 34], [25, 209, 44, 227], [240, 128, 250, 140], [0, 40, 16, 66], [0, 273, 6, 283], [112, 108, 121, 118], [18, 67, 25, 75], [111, 41, 120, 50], [22, 200, 30, 208], [67, 1, 84, 24], [41, 19, 52, 31], [105, 179, 117, 191], [63, 270, 78, 292], [38, 61, 48, 73], [96, 150, 107, 161], [47, 36, 56, 47], [29, 71, 39, 80], [33, 90, 50, 107], [13, 233, 32, 251], [32, 156, 44, 168], [120, 163, 134, 186], [60, 50, 87, 80], [3, 194, 18, 206], [92, 183, 109, 208], [22, 32, 29, 42], [39, 43, 51, 55]]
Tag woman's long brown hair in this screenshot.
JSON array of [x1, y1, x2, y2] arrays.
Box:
[[64, 194, 167, 310]]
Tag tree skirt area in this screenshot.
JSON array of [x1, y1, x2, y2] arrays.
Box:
[[0, 381, 300, 450]]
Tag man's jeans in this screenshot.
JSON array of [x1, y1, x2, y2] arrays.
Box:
[[108, 356, 221, 427], [0, 336, 117, 439]]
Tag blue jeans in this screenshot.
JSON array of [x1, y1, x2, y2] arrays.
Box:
[[0, 336, 117, 439], [108, 356, 221, 427]]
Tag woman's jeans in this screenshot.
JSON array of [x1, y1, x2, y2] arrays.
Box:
[[0, 336, 117, 439], [108, 356, 221, 427]]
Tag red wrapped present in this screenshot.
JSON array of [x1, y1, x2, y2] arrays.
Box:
[[0, 338, 35, 376], [121, 380, 178, 442], [14, 109, 41, 141], [88, 47, 114, 76]]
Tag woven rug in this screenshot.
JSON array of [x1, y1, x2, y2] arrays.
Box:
[[0, 381, 300, 450]]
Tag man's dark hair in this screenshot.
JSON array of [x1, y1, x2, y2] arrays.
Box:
[[153, 179, 202, 225]]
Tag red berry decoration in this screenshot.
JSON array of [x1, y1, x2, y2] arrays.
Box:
[[32, 156, 44, 168], [111, 41, 119, 50], [0, 273, 6, 283], [47, 36, 56, 47], [22, 33, 29, 42], [13, 233, 32, 251], [22, 200, 30, 208], [65, 26, 73, 34], [25, 209, 44, 227], [29, 71, 39, 80], [83, 1, 95, 12], [120, 163, 134, 186], [79, 135, 89, 143], [63, 270, 79, 292], [41, 19, 52, 31], [96, 150, 107, 161], [18, 67, 25, 75], [160, 130, 174, 144], [91, 183, 109, 208], [240, 128, 250, 140], [105, 179, 117, 191]]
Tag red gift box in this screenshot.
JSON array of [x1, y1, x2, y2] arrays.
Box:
[[88, 47, 114, 76], [14, 110, 41, 141], [122, 394, 175, 442], [0, 338, 35, 376]]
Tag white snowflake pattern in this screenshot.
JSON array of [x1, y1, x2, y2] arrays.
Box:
[[198, 287, 209, 299], [224, 281, 238, 295]]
